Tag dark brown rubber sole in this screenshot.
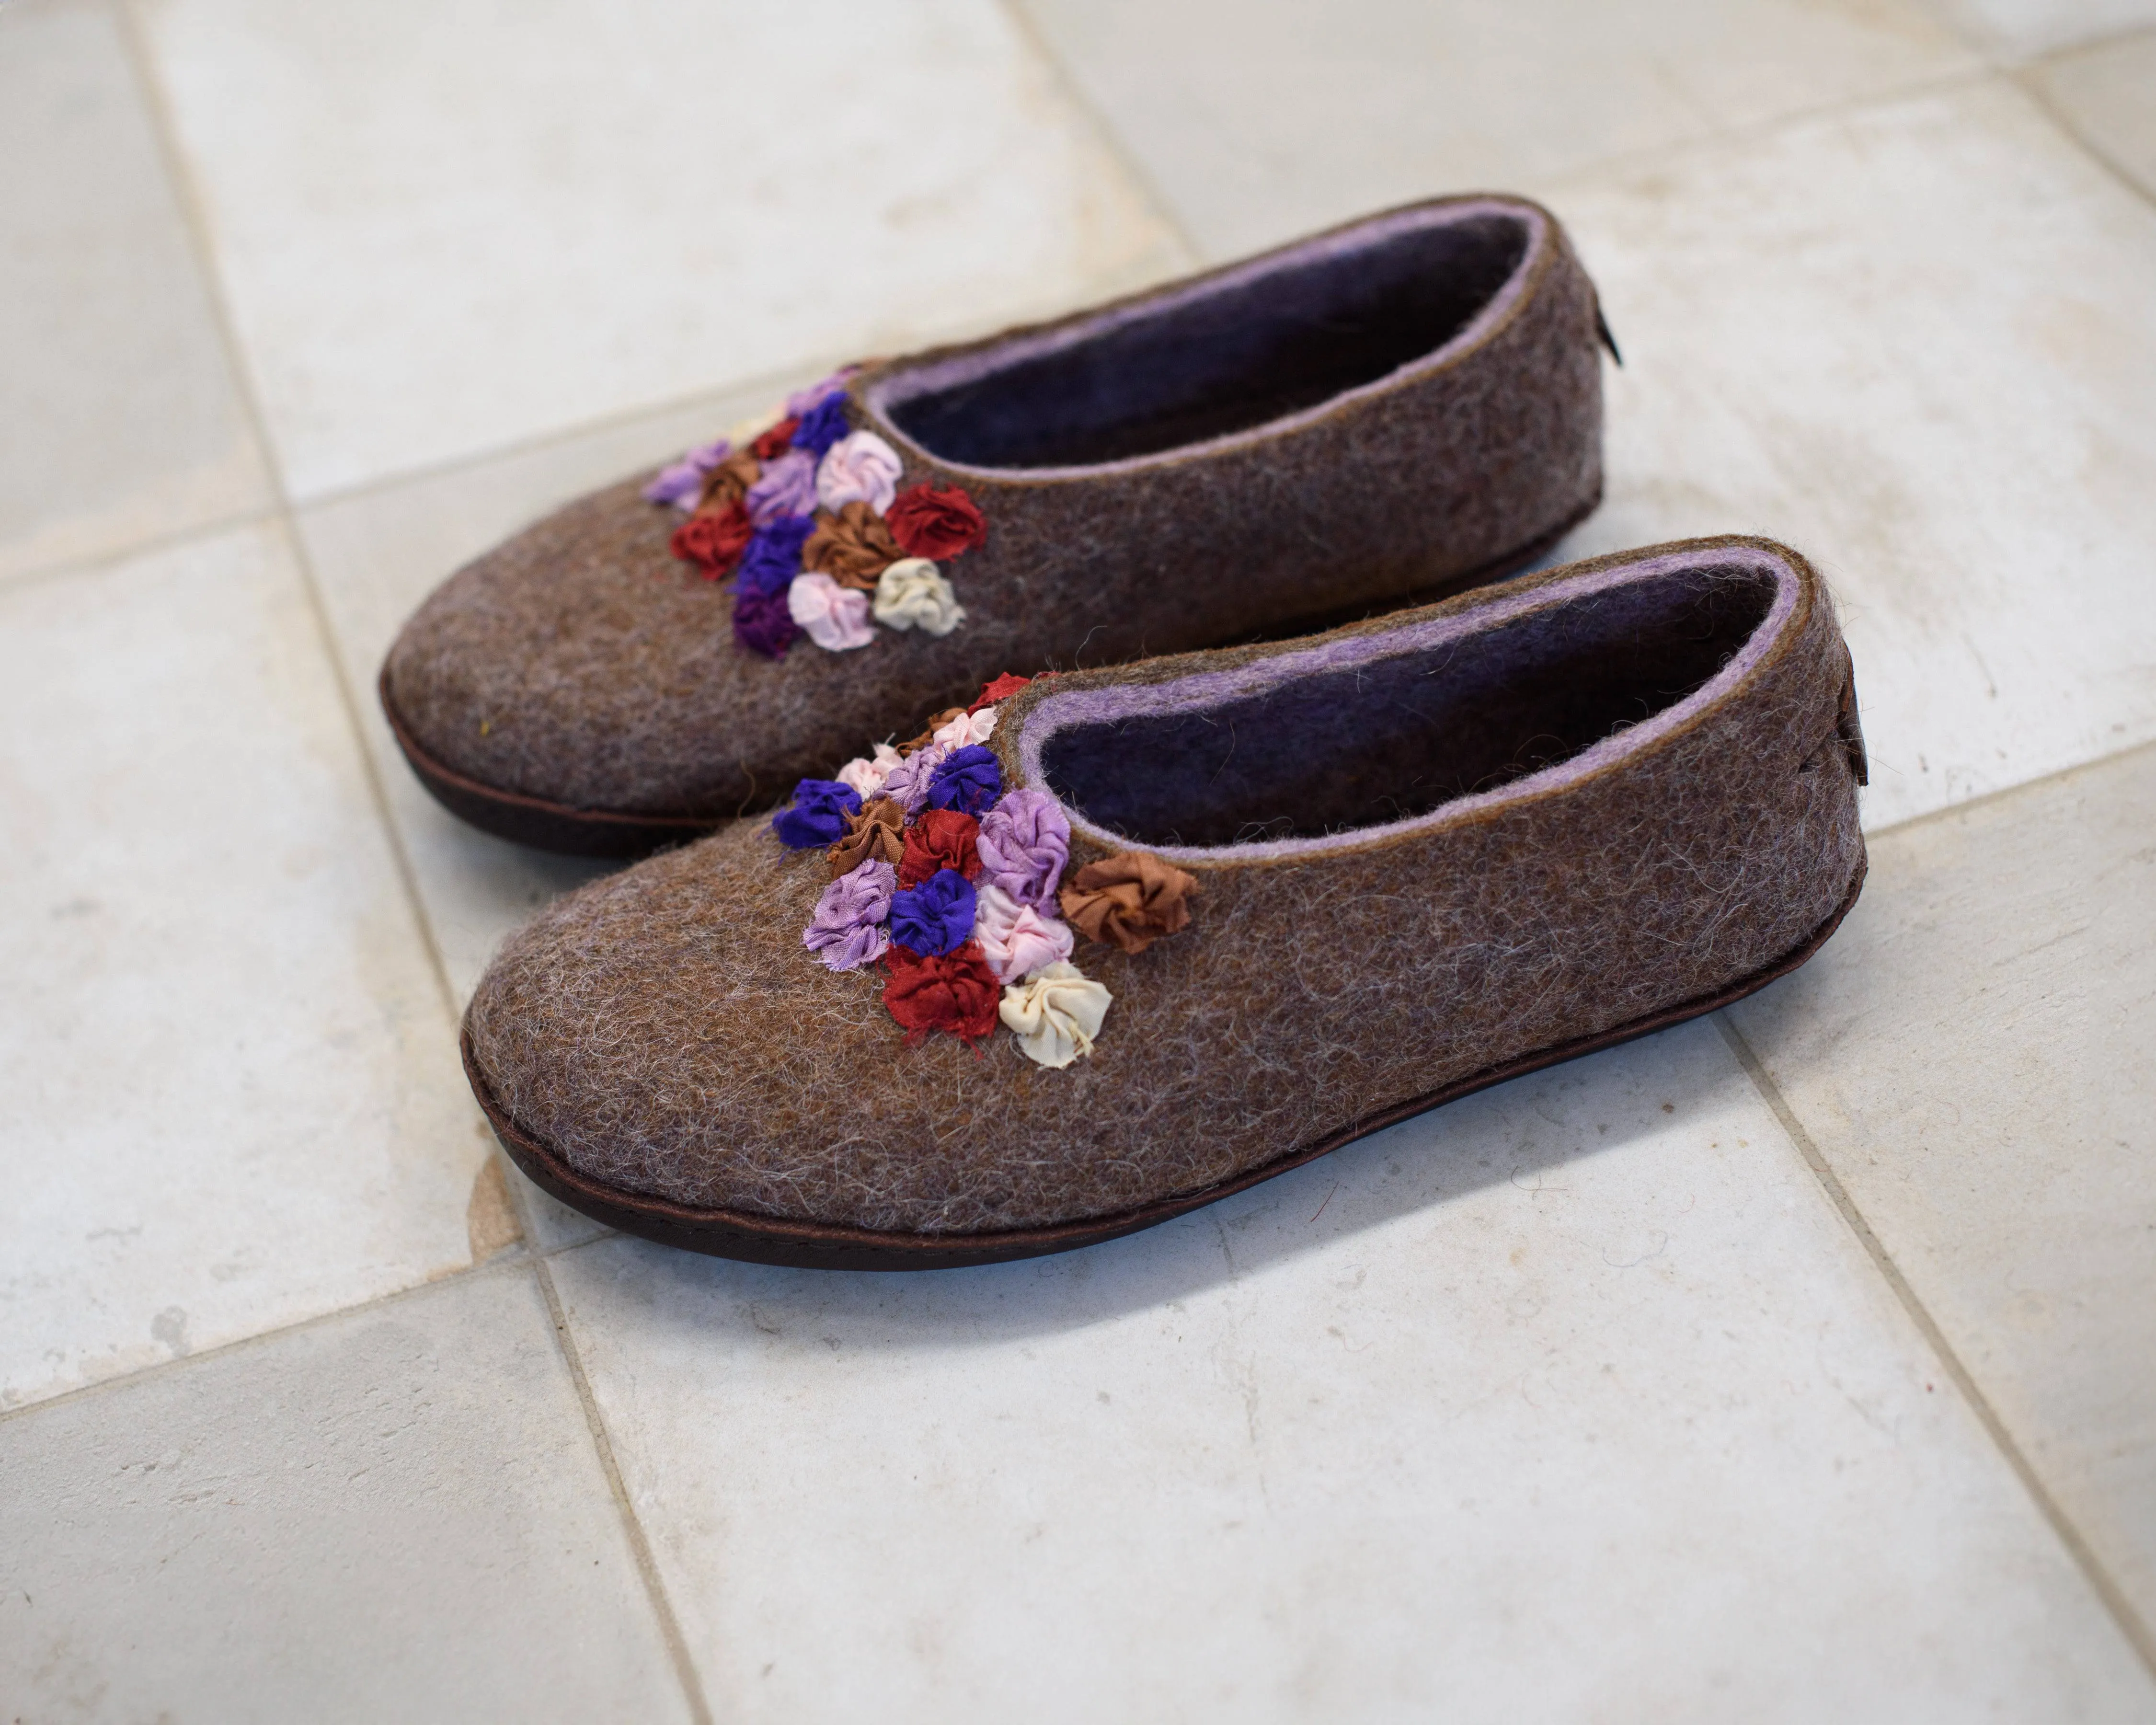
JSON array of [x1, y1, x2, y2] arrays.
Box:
[[468, 854, 1863, 1272], [381, 494, 1599, 860]]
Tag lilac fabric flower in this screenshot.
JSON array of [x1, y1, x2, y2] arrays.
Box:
[[803, 859, 896, 972], [736, 513, 817, 597], [642, 437, 729, 509], [745, 449, 817, 525], [786, 368, 857, 417], [975, 787, 1070, 909], [877, 743, 948, 816], [927, 745, 1001, 817], [889, 868, 976, 957], [734, 585, 801, 659], [815, 430, 903, 515], [791, 392, 852, 459], [771, 778, 862, 848]]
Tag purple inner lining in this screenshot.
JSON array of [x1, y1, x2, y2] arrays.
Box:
[[1017, 548, 1800, 862], [864, 201, 1545, 475]]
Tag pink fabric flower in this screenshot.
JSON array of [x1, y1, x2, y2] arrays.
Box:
[[815, 430, 903, 515], [932, 705, 997, 750], [975, 788, 1070, 910], [973, 884, 1074, 983], [745, 449, 817, 525], [878, 742, 949, 816], [786, 573, 875, 652], [803, 859, 895, 972], [642, 438, 729, 510], [836, 743, 904, 800]]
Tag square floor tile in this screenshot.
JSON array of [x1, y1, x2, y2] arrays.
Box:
[[2029, 27, 2156, 196], [0, 0, 272, 582], [133, 0, 1189, 499], [0, 525, 501, 1410], [1018, 0, 1978, 260], [0, 1267, 694, 1722], [1542, 80, 2156, 829], [1926, 0, 2156, 58], [1730, 743, 2156, 1633], [550, 1023, 2152, 1722]]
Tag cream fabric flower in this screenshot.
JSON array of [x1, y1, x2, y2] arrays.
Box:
[[973, 883, 1075, 983], [998, 961, 1111, 1069], [786, 573, 875, 652], [932, 705, 998, 751], [836, 742, 904, 799], [815, 430, 903, 515], [872, 558, 965, 636]]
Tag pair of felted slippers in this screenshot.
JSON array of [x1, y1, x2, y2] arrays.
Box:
[[386, 195, 1869, 1270]]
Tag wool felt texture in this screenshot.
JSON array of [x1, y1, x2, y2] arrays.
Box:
[[463, 536, 1868, 1246], [383, 195, 1607, 848]]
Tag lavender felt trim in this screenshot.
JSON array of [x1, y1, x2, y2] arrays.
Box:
[[1013, 545, 1802, 866], [861, 198, 1548, 482]]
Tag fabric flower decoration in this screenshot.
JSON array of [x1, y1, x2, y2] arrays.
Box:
[[791, 392, 852, 459], [877, 742, 948, 816], [885, 483, 988, 560], [872, 559, 965, 635], [932, 706, 997, 750], [751, 418, 800, 460], [884, 943, 1002, 1046], [927, 745, 1001, 816], [889, 868, 977, 957], [973, 884, 1075, 984], [803, 502, 904, 589], [771, 778, 862, 848], [803, 859, 895, 973], [975, 788, 1070, 910], [815, 430, 903, 515], [698, 449, 763, 514], [745, 449, 818, 526], [669, 501, 753, 579], [732, 585, 800, 658], [828, 797, 906, 876], [835, 743, 904, 801], [897, 809, 981, 888], [786, 573, 875, 652], [643, 438, 728, 509], [971, 672, 1031, 712], [1059, 851, 1199, 954], [737, 514, 817, 597], [786, 368, 858, 418], [999, 962, 1112, 1069]]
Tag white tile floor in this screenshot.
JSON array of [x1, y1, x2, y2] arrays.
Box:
[[3, 0, 2153, 1717]]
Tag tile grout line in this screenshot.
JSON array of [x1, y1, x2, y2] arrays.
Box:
[[108, 8, 716, 1718], [1714, 1014, 2156, 1680]]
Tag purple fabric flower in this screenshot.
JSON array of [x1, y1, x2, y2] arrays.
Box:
[[745, 449, 817, 525], [786, 368, 857, 418], [889, 868, 976, 957], [734, 585, 802, 659], [927, 745, 1001, 817], [642, 437, 729, 509], [771, 778, 862, 848], [791, 392, 851, 458], [975, 788, 1071, 909], [877, 743, 948, 816], [803, 859, 895, 972], [736, 513, 817, 597]]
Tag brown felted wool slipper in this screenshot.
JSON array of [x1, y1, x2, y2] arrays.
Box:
[[383, 194, 1613, 856], [461, 535, 1868, 1269]]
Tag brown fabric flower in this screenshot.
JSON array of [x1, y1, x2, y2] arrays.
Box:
[[802, 501, 904, 590], [696, 449, 762, 514], [827, 798, 905, 877], [897, 708, 966, 757], [1059, 851, 1199, 954]]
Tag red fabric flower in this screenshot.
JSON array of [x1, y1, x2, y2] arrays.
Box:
[[884, 943, 1001, 1045], [969, 672, 1031, 713], [751, 417, 801, 460], [897, 809, 981, 888], [670, 501, 754, 578], [885, 483, 987, 560]]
